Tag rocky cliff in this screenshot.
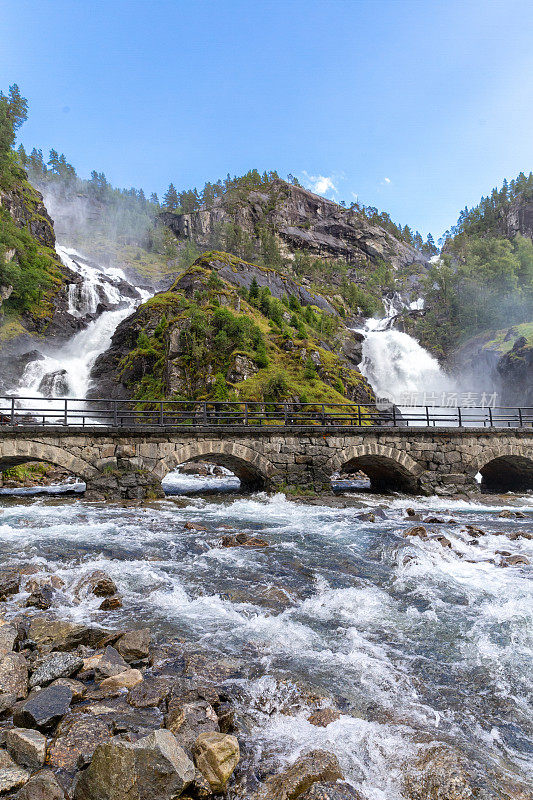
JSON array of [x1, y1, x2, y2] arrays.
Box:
[[160, 179, 427, 272], [90, 251, 374, 406]]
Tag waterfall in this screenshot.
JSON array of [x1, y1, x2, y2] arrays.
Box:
[[357, 294, 456, 405], [17, 246, 150, 403]]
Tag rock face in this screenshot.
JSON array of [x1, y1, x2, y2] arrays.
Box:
[[160, 180, 426, 271], [497, 335, 533, 406], [0, 185, 55, 249], [73, 730, 195, 800]]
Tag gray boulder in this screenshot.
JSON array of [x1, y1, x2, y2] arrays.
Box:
[[15, 770, 65, 800], [14, 684, 72, 731], [30, 653, 83, 688], [74, 729, 195, 800], [6, 728, 47, 770], [0, 653, 28, 699], [0, 750, 29, 794]]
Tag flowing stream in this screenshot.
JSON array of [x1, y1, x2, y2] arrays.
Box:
[[1, 260, 531, 797]]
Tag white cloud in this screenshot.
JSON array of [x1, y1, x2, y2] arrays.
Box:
[[384, 177, 391, 183], [381, 177, 392, 186], [301, 171, 338, 197]]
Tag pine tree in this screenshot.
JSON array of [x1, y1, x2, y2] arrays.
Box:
[[48, 149, 60, 173], [163, 183, 179, 211], [149, 192, 160, 206], [17, 143, 27, 165]]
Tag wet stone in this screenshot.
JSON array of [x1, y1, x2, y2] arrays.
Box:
[[403, 526, 427, 539], [15, 770, 65, 800], [300, 783, 364, 800], [99, 668, 143, 692], [73, 729, 195, 800], [29, 653, 83, 689], [220, 533, 269, 548], [0, 623, 18, 657], [0, 653, 29, 699], [14, 684, 72, 731], [49, 679, 86, 702], [94, 646, 129, 680], [74, 571, 117, 599], [0, 570, 21, 601], [28, 616, 111, 652], [99, 596, 122, 611], [25, 588, 53, 611], [127, 675, 173, 709], [307, 708, 341, 727], [193, 732, 240, 794], [5, 728, 47, 770], [0, 750, 29, 794], [115, 629, 151, 663], [48, 711, 112, 774], [255, 750, 343, 800]]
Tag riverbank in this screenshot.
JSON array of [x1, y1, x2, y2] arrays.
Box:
[[0, 489, 531, 799]]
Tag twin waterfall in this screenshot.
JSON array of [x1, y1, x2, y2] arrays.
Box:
[[17, 249, 454, 408]]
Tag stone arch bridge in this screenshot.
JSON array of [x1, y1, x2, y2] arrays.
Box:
[[0, 425, 532, 499]]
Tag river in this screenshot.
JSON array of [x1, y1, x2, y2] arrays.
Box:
[[1, 249, 531, 797]]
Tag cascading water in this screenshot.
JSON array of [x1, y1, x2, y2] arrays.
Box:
[[17, 245, 150, 401], [357, 294, 456, 405]]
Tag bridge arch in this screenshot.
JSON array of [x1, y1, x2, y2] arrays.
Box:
[[153, 440, 276, 491], [471, 443, 533, 493], [329, 443, 423, 493], [0, 440, 97, 481]]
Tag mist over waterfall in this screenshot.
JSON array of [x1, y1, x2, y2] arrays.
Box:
[[358, 296, 457, 404], [18, 245, 150, 400]]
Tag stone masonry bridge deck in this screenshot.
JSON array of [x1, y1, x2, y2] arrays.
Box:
[[0, 425, 532, 499]]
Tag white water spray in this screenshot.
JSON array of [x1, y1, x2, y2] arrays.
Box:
[[357, 294, 456, 404], [18, 246, 150, 401]]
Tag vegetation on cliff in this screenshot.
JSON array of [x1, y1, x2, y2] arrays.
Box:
[[92, 252, 374, 407]]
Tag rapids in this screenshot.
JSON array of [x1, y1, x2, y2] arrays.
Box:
[[0, 487, 531, 796]]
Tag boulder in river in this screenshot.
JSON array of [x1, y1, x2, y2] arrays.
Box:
[[74, 571, 118, 599], [29, 652, 84, 689], [220, 533, 269, 548], [403, 745, 475, 800], [14, 684, 72, 731], [5, 728, 47, 770], [300, 783, 364, 800], [0, 652, 29, 698], [0, 750, 29, 794], [0, 622, 18, 656], [28, 616, 111, 651], [192, 731, 240, 793], [94, 646, 129, 681], [73, 730, 195, 800], [115, 629, 151, 663], [0, 569, 21, 600], [15, 769, 65, 800], [255, 750, 343, 800], [403, 526, 427, 539]]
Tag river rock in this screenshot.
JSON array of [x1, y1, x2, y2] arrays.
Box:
[[48, 711, 112, 773], [15, 770, 65, 800], [300, 784, 364, 800], [0, 750, 29, 794], [166, 699, 219, 749], [5, 728, 47, 769], [307, 708, 341, 727], [74, 571, 117, 598], [14, 684, 72, 731], [29, 652, 83, 688], [83, 697, 163, 739], [50, 678, 87, 702], [0, 653, 29, 698], [0, 692, 17, 716], [127, 676, 173, 709], [0, 623, 17, 656], [220, 533, 269, 548], [404, 526, 427, 539], [502, 554, 530, 566], [25, 576, 65, 594], [25, 588, 53, 611], [73, 730, 195, 800], [256, 750, 343, 800], [99, 668, 143, 692], [193, 732, 240, 793], [0, 569, 21, 600], [115, 629, 151, 662], [28, 616, 110, 651], [431, 535, 452, 548], [403, 745, 475, 800], [94, 646, 129, 680], [99, 596, 123, 610]]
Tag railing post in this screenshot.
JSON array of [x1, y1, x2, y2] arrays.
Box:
[[488, 406, 493, 427], [113, 401, 118, 427], [64, 399, 68, 426], [358, 405, 362, 426], [203, 402, 207, 425], [159, 401, 164, 426], [284, 403, 288, 426], [10, 397, 15, 426], [458, 406, 462, 427], [425, 405, 430, 426], [244, 402, 248, 426], [392, 405, 396, 426], [518, 407, 523, 427]]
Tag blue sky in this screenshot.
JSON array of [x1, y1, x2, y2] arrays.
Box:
[[2, 0, 533, 238]]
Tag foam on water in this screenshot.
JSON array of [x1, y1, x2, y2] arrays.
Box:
[[0, 490, 531, 792]]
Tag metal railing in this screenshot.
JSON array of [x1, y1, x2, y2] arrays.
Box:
[[0, 397, 531, 429]]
